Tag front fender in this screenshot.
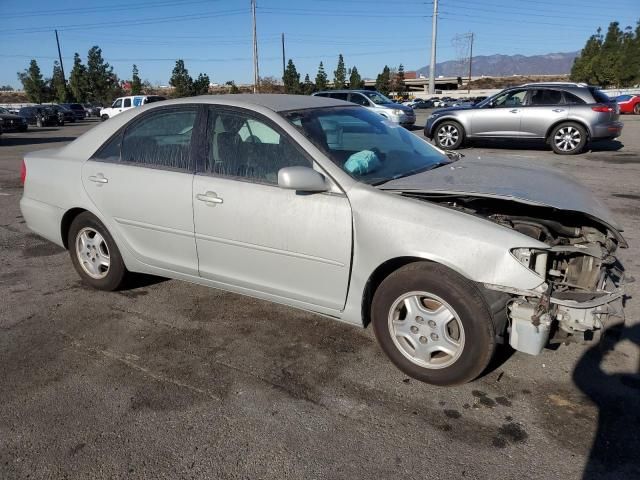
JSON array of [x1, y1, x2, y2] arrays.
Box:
[[340, 186, 547, 326]]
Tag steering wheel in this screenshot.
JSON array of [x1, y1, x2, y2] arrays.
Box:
[[245, 135, 262, 144]]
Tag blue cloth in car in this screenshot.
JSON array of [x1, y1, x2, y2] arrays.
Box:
[[344, 150, 381, 175]]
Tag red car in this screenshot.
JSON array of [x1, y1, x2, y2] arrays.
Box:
[[616, 94, 640, 114]]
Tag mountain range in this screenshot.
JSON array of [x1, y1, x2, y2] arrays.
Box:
[[416, 51, 579, 77]]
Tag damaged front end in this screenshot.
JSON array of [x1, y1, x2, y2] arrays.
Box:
[[404, 193, 629, 355]]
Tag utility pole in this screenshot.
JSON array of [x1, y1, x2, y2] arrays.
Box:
[[281, 33, 286, 81], [428, 0, 438, 94], [251, 0, 260, 93], [467, 32, 474, 94], [55, 29, 66, 84]]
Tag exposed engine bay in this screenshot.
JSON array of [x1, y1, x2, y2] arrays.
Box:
[[402, 192, 628, 355]]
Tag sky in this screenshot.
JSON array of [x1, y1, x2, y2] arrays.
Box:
[[1, 0, 639, 89]]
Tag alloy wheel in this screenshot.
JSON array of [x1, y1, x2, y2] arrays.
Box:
[[75, 227, 110, 279], [437, 124, 459, 148], [554, 126, 581, 152], [388, 291, 465, 369]]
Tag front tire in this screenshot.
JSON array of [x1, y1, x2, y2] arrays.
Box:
[[68, 212, 127, 291], [101, 114, 109, 122], [433, 121, 465, 150], [550, 122, 587, 155], [372, 263, 497, 386]]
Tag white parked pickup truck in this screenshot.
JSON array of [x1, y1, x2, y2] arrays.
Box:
[[100, 95, 166, 120]]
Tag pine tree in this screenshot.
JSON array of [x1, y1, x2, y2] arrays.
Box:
[[315, 61, 328, 91], [87, 46, 117, 104], [131, 64, 142, 95], [571, 28, 603, 84], [375, 65, 391, 95], [349, 66, 363, 89], [395, 64, 406, 96], [51, 61, 68, 103], [283, 59, 301, 94], [333, 54, 346, 89], [17, 59, 46, 103], [302, 74, 315, 95], [595, 22, 624, 86], [192, 73, 210, 95], [69, 53, 89, 103], [169, 59, 194, 97]]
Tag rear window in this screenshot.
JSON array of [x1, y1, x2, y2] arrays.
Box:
[[329, 92, 349, 101], [589, 88, 611, 104], [314, 92, 329, 97], [563, 92, 586, 105]]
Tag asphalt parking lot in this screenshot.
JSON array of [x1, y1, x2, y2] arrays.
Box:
[[1, 113, 639, 480]]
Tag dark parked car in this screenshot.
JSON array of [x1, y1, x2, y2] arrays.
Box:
[[18, 106, 61, 126], [0, 106, 28, 132], [412, 99, 435, 109], [50, 105, 75, 124], [83, 103, 102, 117], [60, 103, 87, 120]]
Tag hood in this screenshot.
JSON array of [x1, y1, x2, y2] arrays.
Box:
[[433, 105, 475, 114], [380, 103, 413, 112], [0, 113, 24, 121], [379, 156, 623, 233]]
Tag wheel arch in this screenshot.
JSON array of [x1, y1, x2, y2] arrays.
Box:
[[60, 207, 89, 249], [429, 116, 466, 139], [360, 256, 510, 336], [545, 118, 591, 143]]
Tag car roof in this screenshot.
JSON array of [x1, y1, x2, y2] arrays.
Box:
[[148, 94, 347, 112], [315, 89, 371, 94]]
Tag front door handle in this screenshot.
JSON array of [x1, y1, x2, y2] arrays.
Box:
[[88, 174, 108, 184], [552, 108, 565, 113], [196, 191, 224, 205], [509, 109, 519, 113]]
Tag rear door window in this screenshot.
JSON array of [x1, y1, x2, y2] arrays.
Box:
[[528, 89, 563, 106], [563, 92, 586, 105], [123, 98, 132, 108], [349, 93, 370, 106]]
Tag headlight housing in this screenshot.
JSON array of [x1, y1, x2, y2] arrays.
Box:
[[511, 248, 548, 278], [391, 109, 404, 116]]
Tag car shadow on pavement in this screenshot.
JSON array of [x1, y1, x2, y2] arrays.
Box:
[[1, 136, 77, 146], [461, 139, 624, 154], [120, 273, 169, 291], [573, 322, 640, 479]]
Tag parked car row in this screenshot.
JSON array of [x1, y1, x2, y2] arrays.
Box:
[[99, 95, 166, 120]]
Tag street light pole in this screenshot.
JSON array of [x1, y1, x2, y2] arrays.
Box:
[[251, 0, 260, 93], [428, 0, 438, 94]]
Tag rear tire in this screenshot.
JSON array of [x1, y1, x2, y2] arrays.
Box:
[[68, 212, 127, 291], [372, 262, 497, 386], [634, 104, 640, 115], [549, 122, 587, 155], [433, 121, 465, 150]]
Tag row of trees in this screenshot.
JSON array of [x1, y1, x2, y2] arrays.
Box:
[[282, 54, 406, 96], [571, 20, 640, 87], [17, 47, 134, 104]]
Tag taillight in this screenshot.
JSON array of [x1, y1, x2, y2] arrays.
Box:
[[20, 159, 26, 185], [591, 105, 614, 113]]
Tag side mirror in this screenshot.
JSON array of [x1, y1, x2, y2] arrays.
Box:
[[278, 166, 329, 192]]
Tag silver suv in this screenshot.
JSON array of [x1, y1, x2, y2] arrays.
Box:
[[424, 83, 622, 154], [313, 90, 416, 127]]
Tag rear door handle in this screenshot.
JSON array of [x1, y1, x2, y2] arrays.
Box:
[[88, 174, 108, 184], [196, 191, 224, 205], [552, 108, 565, 113], [509, 109, 519, 113]]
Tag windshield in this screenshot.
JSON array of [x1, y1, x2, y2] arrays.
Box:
[[363, 91, 394, 105], [283, 106, 449, 185], [0, 107, 9, 114]]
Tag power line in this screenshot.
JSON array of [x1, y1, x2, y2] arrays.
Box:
[[1, 0, 222, 19]]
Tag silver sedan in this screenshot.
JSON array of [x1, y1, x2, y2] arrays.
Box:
[[20, 94, 627, 386]]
